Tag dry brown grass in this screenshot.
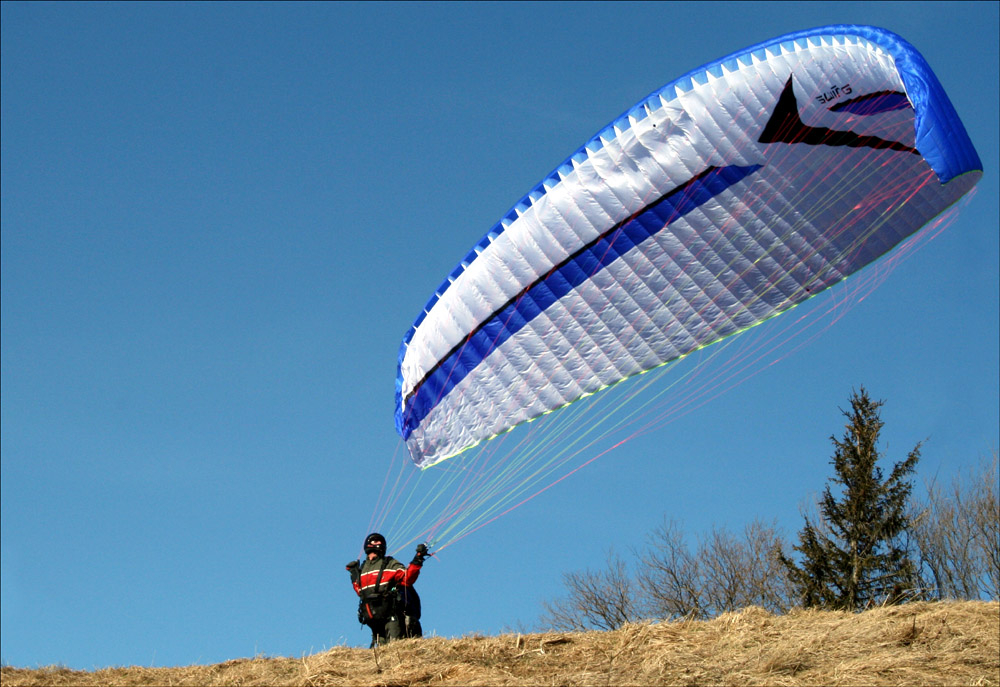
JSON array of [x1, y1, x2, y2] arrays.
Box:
[[3, 601, 997, 686]]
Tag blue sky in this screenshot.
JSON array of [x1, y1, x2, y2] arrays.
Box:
[[2, 1, 996, 670]]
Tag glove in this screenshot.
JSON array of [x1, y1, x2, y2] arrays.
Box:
[[346, 559, 360, 584], [412, 543, 429, 566], [346, 560, 359, 570]]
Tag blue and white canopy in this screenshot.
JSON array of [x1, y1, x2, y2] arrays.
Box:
[[395, 25, 981, 469]]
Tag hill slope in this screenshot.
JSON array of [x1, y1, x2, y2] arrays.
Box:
[[3, 601, 997, 686]]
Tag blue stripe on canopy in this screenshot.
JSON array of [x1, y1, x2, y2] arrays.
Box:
[[400, 163, 762, 441]]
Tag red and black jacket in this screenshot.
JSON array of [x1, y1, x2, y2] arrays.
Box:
[[349, 555, 421, 621]]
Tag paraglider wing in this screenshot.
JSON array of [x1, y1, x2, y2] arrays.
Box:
[[395, 25, 981, 469]]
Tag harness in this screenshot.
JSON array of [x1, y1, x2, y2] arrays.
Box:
[[358, 557, 396, 624]]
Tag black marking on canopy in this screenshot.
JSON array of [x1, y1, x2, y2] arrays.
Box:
[[759, 76, 918, 154]]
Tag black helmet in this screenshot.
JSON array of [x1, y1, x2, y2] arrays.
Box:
[[363, 532, 387, 557]]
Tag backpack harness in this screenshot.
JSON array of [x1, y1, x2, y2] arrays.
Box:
[[358, 557, 395, 624]]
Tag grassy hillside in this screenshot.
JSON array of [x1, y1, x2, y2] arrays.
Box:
[[3, 600, 997, 686]]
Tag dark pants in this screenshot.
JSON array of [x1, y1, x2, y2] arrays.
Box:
[[367, 613, 403, 648], [404, 614, 422, 638], [400, 585, 422, 638]]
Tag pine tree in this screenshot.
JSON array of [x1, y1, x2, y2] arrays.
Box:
[[781, 387, 921, 610]]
